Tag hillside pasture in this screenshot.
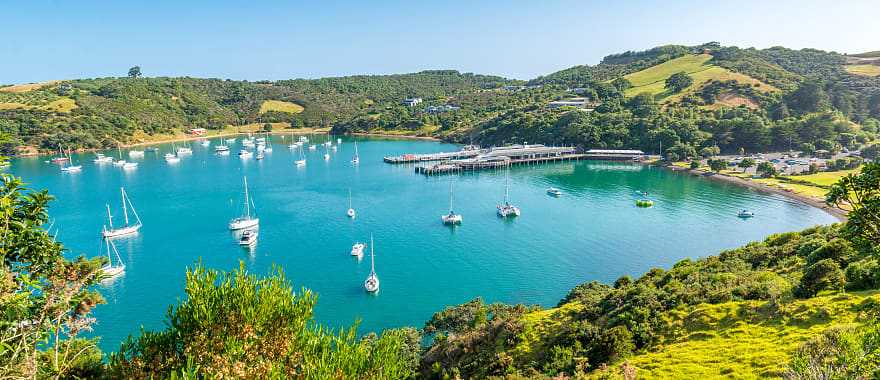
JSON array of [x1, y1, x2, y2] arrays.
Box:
[[845, 64, 880, 77], [259, 100, 304, 114], [623, 54, 777, 102], [0, 80, 61, 93]]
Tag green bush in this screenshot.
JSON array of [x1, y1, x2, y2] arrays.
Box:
[[845, 258, 880, 291], [807, 238, 856, 266], [796, 259, 846, 298]]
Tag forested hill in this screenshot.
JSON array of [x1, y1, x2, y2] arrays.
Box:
[[2, 43, 880, 157]]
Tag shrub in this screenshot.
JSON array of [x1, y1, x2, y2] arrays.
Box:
[[589, 326, 635, 365], [807, 238, 856, 266], [796, 259, 846, 298], [845, 258, 880, 291]]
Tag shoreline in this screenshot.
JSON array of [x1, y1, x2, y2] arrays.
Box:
[[664, 164, 847, 221]]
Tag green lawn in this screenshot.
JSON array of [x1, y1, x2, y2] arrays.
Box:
[[845, 64, 880, 77], [623, 54, 777, 102], [259, 100, 304, 114], [789, 168, 859, 187]]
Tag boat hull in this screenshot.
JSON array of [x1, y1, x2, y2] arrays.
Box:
[[102, 224, 141, 238], [229, 218, 259, 230]]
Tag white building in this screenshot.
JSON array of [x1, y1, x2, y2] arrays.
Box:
[[402, 97, 423, 106], [547, 97, 596, 110]]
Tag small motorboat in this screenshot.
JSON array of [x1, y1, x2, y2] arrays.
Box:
[[351, 242, 365, 257], [239, 150, 253, 158], [122, 162, 138, 170], [547, 188, 562, 197], [737, 210, 755, 218], [239, 229, 258, 246], [60, 165, 82, 173]]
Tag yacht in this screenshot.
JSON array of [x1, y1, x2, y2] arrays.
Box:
[[102, 187, 142, 238], [100, 238, 126, 279], [364, 235, 379, 293], [239, 229, 258, 246], [738, 210, 755, 218], [164, 152, 180, 163], [346, 189, 356, 218], [256, 152, 265, 160], [93, 153, 113, 164], [215, 144, 230, 153], [497, 171, 520, 217], [239, 149, 253, 158], [122, 162, 138, 170], [547, 188, 562, 197], [50, 145, 70, 164], [351, 242, 365, 257], [351, 142, 360, 165], [228, 177, 260, 230], [295, 147, 306, 167], [60, 147, 82, 172], [128, 150, 144, 158], [441, 181, 462, 225], [177, 144, 192, 155]]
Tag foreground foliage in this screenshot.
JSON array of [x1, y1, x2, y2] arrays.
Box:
[[107, 262, 419, 379]]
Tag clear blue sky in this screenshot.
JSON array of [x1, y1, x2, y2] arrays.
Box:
[[2, 0, 878, 84]]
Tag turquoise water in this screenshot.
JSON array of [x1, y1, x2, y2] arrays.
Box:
[[8, 136, 838, 353]]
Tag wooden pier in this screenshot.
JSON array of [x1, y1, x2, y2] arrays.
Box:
[[416, 153, 590, 175]]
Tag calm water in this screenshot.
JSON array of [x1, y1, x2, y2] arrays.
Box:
[[8, 136, 837, 353]]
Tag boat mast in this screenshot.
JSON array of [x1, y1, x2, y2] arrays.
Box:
[[370, 234, 375, 276], [123, 188, 142, 225], [121, 188, 130, 226], [449, 181, 454, 212], [243, 177, 250, 218], [349, 189, 352, 209], [106, 204, 114, 228], [504, 170, 510, 203]]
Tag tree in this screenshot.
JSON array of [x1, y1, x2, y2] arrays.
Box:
[[699, 145, 720, 158], [796, 259, 845, 297], [708, 158, 728, 172], [611, 77, 632, 92], [127, 66, 142, 78], [756, 161, 777, 178], [0, 175, 106, 378], [108, 262, 416, 378], [665, 72, 693, 93], [827, 163, 880, 254], [861, 144, 880, 161], [786, 80, 830, 114], [738, 157, 756, 172], [262, 123, 272, 132]]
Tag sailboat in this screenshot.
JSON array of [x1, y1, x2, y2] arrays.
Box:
[[215, 138, 230, 154], [295, 147, 306, 167], [441, 181, 462, 225], [351, 141, 360, 164], [113, 146, 127, 167], [100, 237, 125, 279], [93, 153, 113, 164], [228, 177, 260, 230], [347, 189, 356, 218], [165, 148, 181, 163], [60, 147, 82, 172], [128, 149, 145, 158], [351, 242, 365, 257], [102, 187, 142, 238], [239, 229, 258, 246], [364, 235, 379, 293], [263, 134, 273, 153], [177, 141, 192, 155], [50, 145, 70, 164], [497, 170, 520, 217], [323, 145, 330, 161]]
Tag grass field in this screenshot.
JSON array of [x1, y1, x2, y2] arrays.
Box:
[[621, 292, 877, 379], [623, 54, 777, 102], [845, 64, 880, 77], [259, 100, 304, 114], [0, 80, 60, 93], [0, 97, 77, 113]]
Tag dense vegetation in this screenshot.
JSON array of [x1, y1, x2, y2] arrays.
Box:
[[3, 42, 879, 159]]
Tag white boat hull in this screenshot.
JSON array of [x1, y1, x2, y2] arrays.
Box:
[[101, 264, 125, 278], [442, 214, 463, 224], [347, 208, 356, 218], [102, 224, 141, 238], [364, 275, 379, 292], [229, 217, 259, 230]]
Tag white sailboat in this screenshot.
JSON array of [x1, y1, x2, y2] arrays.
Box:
[[351, 141, 360, 164], [93, 153, 113, 164], [60, 147, 82, 172], [364, 235, 379, 293], [100, 237, 125, 279], [441, 181, 462, 225], [323, 145, 330, 161], [165, 150, 181, 163], [347, 189, 356, 218], [102, 187, 142, 238], [229, 177, 260, 230], [177, 141, 192, 155], [295, 147, 306, 167], [128, 149, 145, 158], [497, 170, 520, 217], [263, 134, 273, 153], [239, 229, 258, 246], [113, 146, 127, 167], [215, 139, 230, 153]]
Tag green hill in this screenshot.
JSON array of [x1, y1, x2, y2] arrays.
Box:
[[622, 54, 778, 101]]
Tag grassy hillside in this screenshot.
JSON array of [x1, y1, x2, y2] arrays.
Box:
[[622, 54, 777, 101], [259, 99, 304, 114], [846, 64, 880, 77], [619, 292, 875, 378]]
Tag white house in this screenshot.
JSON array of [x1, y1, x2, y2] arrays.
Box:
[[547, 97, 597, 110], [402, 97, 423, 106]]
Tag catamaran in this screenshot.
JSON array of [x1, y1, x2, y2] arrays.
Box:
[[351, 141, 360, 164], [347, 189, 356, 218], [100, 237, 126, 279], [102, 187, 142, 238], [364, 235, 379, 293], [351, 242, 365, 257], [441, 181, 463, 225], [228, 177, 259, 230], [497, 170, 520, 217]]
